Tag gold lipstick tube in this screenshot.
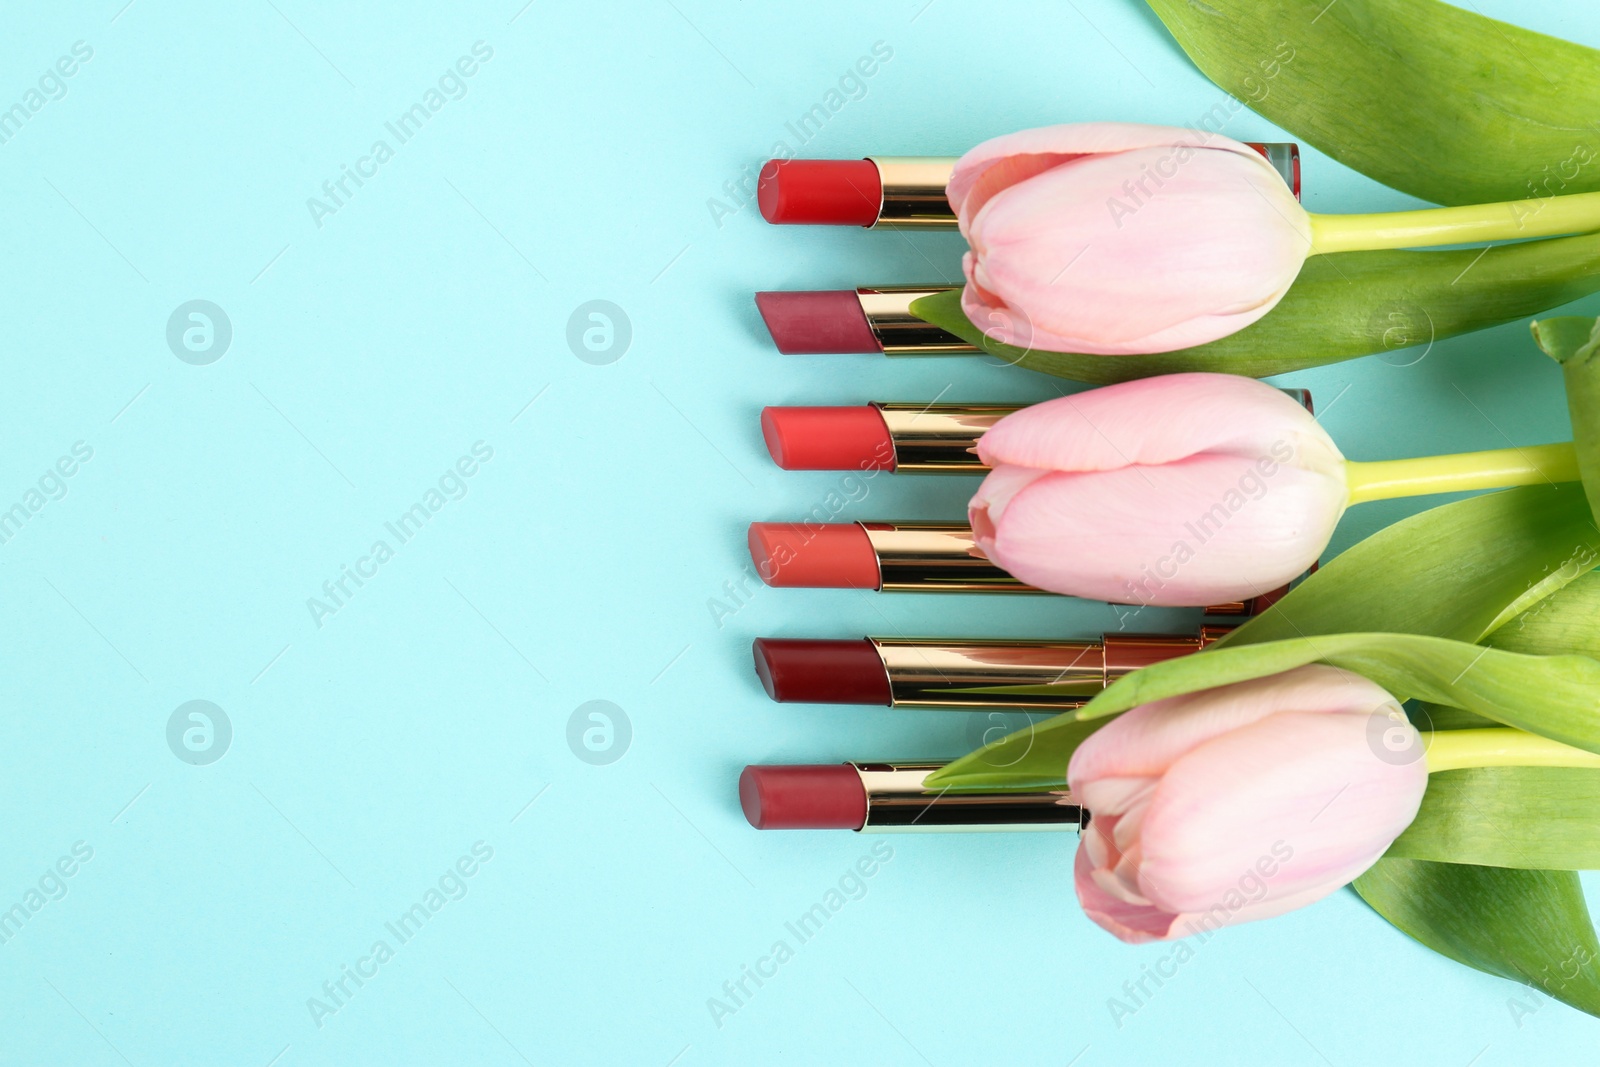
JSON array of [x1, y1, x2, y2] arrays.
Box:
[[852, 762, 1083, 832], [870, 629, 1231, 709], [873, 403, 1010, 472], [855, 286, 975, 354], [866, 147, 1300, 230], [872, 392, 1311, 473], [861, 521, 1021, 593], [866, 158, 964, 229], [856, 521, 1284, 615]]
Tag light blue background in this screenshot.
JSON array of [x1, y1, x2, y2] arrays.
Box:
[[2, 0, 1597, 1063]]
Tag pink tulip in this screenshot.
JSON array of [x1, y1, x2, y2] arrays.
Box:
[[1068, 665, 1427, 943], [948, 123, 1310, 355], [969, 373, 1346, 606]]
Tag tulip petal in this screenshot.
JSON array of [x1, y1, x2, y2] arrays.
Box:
[[978, 454, 1345, 605], [974, 373, 1343, 479], [947, 122, 1271, 224], [1069, 665, 1392, 783], [968, 463, 1052, 530], [964, 144, 1310, 354], [1076, 775, 1157, 818], [1075, 839, 1185, 942], [1136, 710, 1427, 914]]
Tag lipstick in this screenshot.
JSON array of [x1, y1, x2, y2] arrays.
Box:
[[740, 762, 1082, 832], [761, 393, 1313, 473], [749, 520, 1020, 593], [745, 520, 1293, 613], [757, 145, 1302, 229], [755, 286, 972, 355], [753, 630, 1229, 708]]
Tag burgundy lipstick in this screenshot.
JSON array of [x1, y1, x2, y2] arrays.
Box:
[[758, 145, 1301, 228], [753, 630, 1230, 709], [740, 762, 1082, 832]]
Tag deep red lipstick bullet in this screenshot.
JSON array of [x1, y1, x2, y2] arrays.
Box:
[[752, 631, 1230, 708]]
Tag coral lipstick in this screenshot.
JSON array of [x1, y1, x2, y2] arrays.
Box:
[[740, 762, 1082, 832], [749, 521, 1021, 593], [761, 391, 1313, 472], [760, 403, 1001, 473], [755, 286, 971, 355], [753, 630, 1229, 708], [746, 520, 1295, 613], [758, 145, 1301, 228]]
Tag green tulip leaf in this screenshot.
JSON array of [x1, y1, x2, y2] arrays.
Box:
[[932, 714, 1108, 794], [1353, 860, 1600, 1019], [1144, 0, 1600, 207], [910, 234, 1600, 382], [936, 487, 1600, 790], [1387, 768, 1600, 870], [1533, 316, 1600, 530], [927, 633, 1600, 791], [1221, 484, 1600, 649], [1490, 571, 1600, 660], [1076, 632, 1600, 742]]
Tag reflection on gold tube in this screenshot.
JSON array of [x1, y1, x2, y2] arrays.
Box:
[[865, 158, 960, 229], [855, 287, 974, 354], [853, 762, 1083, 832], [874, 403, 1010, 472]]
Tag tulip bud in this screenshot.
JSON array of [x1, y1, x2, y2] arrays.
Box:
[[949, 122, 1311, 355], [969, 373, 1346, 606], [1067, 665, 1427, 943]]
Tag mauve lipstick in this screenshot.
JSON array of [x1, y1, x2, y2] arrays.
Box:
[[758, 145, 1301, 228], [740, 762, 1082, 832], [755, 287, 972, 355]]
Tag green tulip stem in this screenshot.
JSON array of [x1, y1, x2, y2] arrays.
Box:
[[1344, 443, 1579, 506], [1309, 190, 1600, 255], [1424, 728, 1600, 774]]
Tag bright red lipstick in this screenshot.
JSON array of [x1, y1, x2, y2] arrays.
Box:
[[758, 146, 1301, 229], [757, 160, 882, 227]]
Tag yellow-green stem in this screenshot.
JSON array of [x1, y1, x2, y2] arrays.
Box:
[[1345, 442, 1579, 506], [1424, 728, 1600, 774], [1309, 190, 1600, 255]]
